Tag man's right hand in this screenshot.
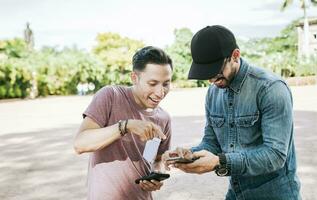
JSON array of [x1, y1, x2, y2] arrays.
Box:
[[126, 119, 166, 141], [161, 147, 194, 170]]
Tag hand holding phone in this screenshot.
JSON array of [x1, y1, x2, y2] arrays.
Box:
[[165, 150, 199, 164], [166, 156, 199, 163], [135, 172, 170, 184]]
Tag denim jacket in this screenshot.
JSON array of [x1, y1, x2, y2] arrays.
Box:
[[192, 59, 301, 200]]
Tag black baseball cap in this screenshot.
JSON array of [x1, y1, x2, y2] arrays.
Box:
[[188, 25, 238, 80]]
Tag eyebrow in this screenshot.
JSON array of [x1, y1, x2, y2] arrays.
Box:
[[148, 80, 171, 83]]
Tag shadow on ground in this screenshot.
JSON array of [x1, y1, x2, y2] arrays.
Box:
[[0, 111, 316, 200]]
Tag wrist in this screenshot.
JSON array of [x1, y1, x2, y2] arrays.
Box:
[[215, 155, 220, 166], [215, 153, 230, 176], [126, 119, 132, 132], [118, 120, 128, 136]]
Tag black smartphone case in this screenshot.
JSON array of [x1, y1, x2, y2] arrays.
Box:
[[135, 172, 170, 184], [166, 157, 199, 163]]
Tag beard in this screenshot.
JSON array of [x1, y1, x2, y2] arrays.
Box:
[[214, 70, 236, 88]]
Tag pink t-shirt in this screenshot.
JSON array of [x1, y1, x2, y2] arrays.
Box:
[[83, 86, 171, 200]]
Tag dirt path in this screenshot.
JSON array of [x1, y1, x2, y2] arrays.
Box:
[[0, 86, 316, 200]]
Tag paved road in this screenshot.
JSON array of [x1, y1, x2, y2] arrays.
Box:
[[0, 86, 316, 200]]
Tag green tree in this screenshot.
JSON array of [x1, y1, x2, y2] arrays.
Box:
[[165, 28, 206, 87], [166, 28, 192, 81], [239, 18, 317, 77], [0, 38, 28, 58], [93, 32, 144, 85]]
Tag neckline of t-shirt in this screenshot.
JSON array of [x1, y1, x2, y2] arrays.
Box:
[[127, 87, 158, 116]]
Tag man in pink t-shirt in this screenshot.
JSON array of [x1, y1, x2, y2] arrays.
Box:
[[74, 46, 173, 200]]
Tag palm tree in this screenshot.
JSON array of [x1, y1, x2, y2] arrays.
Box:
[[281, 0, 317, 56]]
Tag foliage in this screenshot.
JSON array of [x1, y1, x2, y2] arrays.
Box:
[[280, 0, 317, 11], [239, 18, 316, 77], [1, 19, 316, 99], [165, 28, 209, 87], [0, 58, 32, 98], [93, 32, 144, 85], [0, 38, 29, 58], [0, 44, 106, 98], [29, 48, 106, 96], [166, 28, 192, 81], [0, 33, 144, 99]]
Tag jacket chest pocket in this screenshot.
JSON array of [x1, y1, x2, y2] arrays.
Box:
[[235, 113, 261, 147], [209, 116, 225, 145]]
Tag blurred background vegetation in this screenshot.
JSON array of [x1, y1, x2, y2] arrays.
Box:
[[0, 18, 316, 99]]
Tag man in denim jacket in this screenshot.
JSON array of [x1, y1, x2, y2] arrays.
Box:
[[162, 25, 301, 199]]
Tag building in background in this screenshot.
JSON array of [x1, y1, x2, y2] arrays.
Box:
[[297, 17, 317, 57]]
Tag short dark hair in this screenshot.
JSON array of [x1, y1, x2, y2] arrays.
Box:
[[132, 46, 173, 71]]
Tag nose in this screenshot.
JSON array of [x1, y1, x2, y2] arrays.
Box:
[[154, 86, 165, 98]]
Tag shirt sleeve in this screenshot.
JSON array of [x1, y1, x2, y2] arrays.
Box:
[[191, 87, 222, 154], [83, 87, 114, 128], [226, 81, 294, 176]]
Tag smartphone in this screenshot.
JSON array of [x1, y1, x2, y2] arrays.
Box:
[[166, 156, 199, 163], [135, 172, 170, 184]]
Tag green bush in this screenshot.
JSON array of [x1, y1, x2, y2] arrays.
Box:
[[1, 21, 316, 99], [0, 45, 109, 98], [239, 18, 316, 78], [30, 48, 107, 96], [295, 56, 317, 76], [0, 58, 32, 98]]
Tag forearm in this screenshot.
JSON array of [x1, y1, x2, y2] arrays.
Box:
[[191, 126, 221, 154], [191, 142, 221, 155], [227, 145, 287, 176], [74, 123, 121, 154]]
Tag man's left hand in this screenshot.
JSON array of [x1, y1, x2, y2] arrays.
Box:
[[174, 150, 219, 174], [139, 180, 163, 191]]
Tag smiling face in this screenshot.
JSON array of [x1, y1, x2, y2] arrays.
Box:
[[131, 63, 172, 109]]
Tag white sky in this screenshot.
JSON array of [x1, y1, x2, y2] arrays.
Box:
[[1, 0, 317, 50]]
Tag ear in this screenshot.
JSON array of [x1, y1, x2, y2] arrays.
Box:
[[231, 49, 240, 63], [131, 71, 139, 84]]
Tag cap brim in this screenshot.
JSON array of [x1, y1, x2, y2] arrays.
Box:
[[188, 59, 224, 80]]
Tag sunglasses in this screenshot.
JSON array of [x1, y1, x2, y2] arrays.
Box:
[[209, 57, 230, 82]]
